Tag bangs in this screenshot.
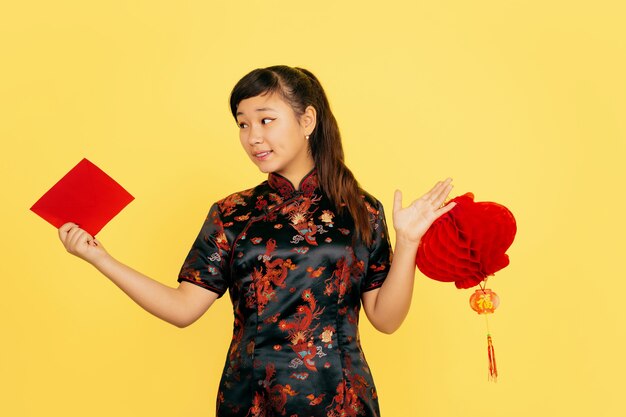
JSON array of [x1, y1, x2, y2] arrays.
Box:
[[229, 69, 284, 120]]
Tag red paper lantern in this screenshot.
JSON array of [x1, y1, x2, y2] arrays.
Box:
[[415, 192, 515, 382], [416, 192, 516, 289]]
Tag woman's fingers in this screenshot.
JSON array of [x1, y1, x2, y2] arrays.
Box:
[[71, 229, 93, 249], [393, 189, 403, 213], [57, 222, 106, 264], [398, 177, 455, 214], [58, 222, 77, 244], [433, 178, 453, 201], [58, 222, 95, 253], [66, 225, 84, 248], [59, 222, 77, 233], [436, 201, 457, 216], [392, 178, 457, 243], [414, 178, 453, 207]]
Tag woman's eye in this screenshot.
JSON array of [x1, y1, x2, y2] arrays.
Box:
[[238, 119, 272, 128]]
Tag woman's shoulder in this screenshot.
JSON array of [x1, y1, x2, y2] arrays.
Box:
[[358, 187, 383, 208], [357, 187, 387, 220], [212, 180, 270, 218]]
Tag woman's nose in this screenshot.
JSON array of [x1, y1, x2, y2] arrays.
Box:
[[247, 124, 263, 145]]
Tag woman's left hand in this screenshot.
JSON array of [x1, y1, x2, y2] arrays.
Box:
[[393, 178, 457, 246]]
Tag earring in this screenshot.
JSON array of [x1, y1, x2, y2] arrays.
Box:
[[305, 135, 310, 140]]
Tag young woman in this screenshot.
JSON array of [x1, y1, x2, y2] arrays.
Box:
[[59, 65, 456, 417]]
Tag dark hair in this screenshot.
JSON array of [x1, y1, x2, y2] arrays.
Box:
[[229, 65, 372, 246]]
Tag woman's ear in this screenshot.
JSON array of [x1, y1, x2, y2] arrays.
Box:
[[301, 105, 317, 135]]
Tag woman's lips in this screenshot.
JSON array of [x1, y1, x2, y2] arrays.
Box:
[[254, 150, 272, 160]]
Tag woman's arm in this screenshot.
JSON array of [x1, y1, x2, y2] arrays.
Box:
[[362, 178, 456, 334], [58, 222, 219, 328]]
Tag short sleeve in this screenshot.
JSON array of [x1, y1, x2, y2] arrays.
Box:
[[361, 199, 393, 293], [177, 203, 231, 297]]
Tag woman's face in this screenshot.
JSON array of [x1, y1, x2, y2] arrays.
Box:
[[235, 91, 315, 184]]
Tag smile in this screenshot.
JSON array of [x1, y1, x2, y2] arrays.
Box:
[[254, 151, 273, 160]]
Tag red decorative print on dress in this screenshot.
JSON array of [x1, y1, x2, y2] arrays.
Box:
[[279, 289, 326, 371], [255, 196, 268, 211], [319, 210, 335, 227], [235, 212, 251, 222], [320, 325, 335, 349], [253, 363, 298, 416], [327, 378, 368, 417], [324, 248, 364, 303], [307, 393, 326, 406], [306, 266, 326, 278], [246, 239, 297, 314], [219, 192, 248, 216], [283, 195, 321, 246]]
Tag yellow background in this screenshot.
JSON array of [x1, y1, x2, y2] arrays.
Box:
[[2, 1, 625, 416]]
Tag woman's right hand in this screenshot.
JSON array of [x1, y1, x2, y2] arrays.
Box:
[[58, 222, 110, 265]]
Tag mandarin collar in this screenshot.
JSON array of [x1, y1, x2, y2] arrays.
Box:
[[268, 168, 320, 199]]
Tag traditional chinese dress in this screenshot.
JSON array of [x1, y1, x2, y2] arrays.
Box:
[[178, 169, 393, 417]]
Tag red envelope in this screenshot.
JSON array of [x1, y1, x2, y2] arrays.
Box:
[[30, 158, 134, 236]]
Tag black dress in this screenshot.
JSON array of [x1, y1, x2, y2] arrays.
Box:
[[178, 169, 393, 417]]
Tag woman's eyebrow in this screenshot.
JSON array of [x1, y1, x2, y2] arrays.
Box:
[[236, 107, 277, 116]]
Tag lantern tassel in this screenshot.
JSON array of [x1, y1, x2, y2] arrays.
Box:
[[487, 334, 498, 382]]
